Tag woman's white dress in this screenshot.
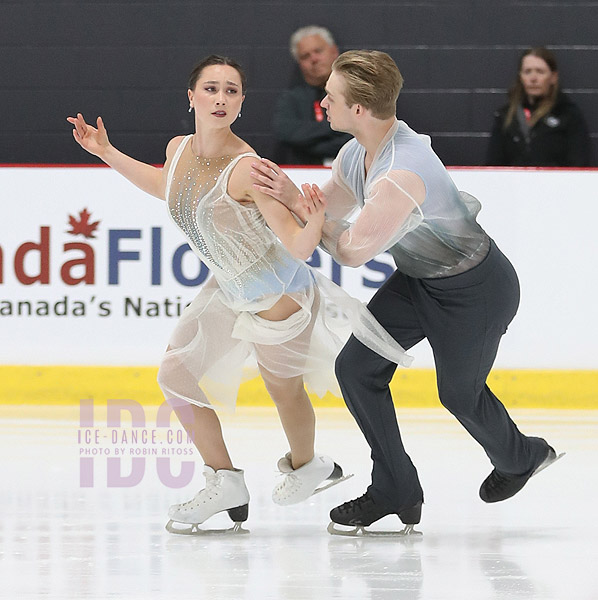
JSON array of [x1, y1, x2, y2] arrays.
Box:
[[157, 135, 411, 411]]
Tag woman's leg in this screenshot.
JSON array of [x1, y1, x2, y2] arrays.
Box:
[[167, 395, 234, 471], [259, 368, 315, 469], [255, 291, 318, 469], [158, 281, 241, 471]]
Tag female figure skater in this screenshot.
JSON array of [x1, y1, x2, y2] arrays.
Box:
[[67, 55, 410, 534]]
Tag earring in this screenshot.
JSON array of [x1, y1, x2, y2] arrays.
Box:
[[188, 106, 193, 113], [238, 112, 242, 118]]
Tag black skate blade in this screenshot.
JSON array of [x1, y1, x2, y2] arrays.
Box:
[[165, 519, 249, 536], [532, 451, 565, 478], [327, 521, 423, 538], [312, 473, 354, 496]]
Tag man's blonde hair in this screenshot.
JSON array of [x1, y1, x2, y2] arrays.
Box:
[[332, 50, 403, 119]]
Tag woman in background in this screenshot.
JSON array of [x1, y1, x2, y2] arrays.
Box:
[[486, 46, 591, 167]]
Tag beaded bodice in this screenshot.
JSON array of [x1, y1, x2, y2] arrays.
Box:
[[167, 146, 235, 269], [166, 135, 303, 306]]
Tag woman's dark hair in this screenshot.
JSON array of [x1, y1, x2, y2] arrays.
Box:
[[188, 55, 247, 93], [504, 47, 559, 129]]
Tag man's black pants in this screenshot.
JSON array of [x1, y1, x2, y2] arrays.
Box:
[[335, 240, 548, 510]]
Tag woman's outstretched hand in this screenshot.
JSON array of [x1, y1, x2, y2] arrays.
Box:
[[66, 113, 111, 158], [66, 112, 165, 200]]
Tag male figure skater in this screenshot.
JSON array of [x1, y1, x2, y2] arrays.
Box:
[[252, 50, 559, 534]]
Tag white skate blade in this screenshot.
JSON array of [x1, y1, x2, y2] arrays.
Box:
[[312, 473, 354, 496], [532, 451, 565, 478], [327, 521, 422, 538], [165, 519, 249, 536]]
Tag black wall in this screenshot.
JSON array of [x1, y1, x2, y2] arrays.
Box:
[[2, 0, 597, 166]]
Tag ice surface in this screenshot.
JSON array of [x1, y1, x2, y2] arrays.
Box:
[[1, 406, 596, 600]]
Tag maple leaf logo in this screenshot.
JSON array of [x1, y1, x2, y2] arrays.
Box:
[[67, 208, 100, 238]]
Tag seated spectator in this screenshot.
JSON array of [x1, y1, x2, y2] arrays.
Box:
[[272, 25, 351, 165], [486, 47, 591, 167]]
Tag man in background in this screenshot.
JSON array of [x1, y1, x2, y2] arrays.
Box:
[[272, 25, 351, 165]]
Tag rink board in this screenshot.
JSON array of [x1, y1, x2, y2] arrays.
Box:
[[2, 166, 598, 410]]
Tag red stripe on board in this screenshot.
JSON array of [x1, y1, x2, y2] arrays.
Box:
[[0, 164, 110, 168], [0, 163, 596, 172], [448, 166, 598, 172]]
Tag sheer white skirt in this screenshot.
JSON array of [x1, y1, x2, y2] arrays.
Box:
[[158, 269, 412, 412]]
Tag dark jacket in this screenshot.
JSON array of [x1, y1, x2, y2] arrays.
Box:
[[486, 92, 591, 167], [272, 82, 351, 165]]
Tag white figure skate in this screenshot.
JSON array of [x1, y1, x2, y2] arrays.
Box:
[[165, 466, 250, 535], [272, 452, 353, 506]]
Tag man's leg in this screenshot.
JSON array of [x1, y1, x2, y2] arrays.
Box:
[[416, 244, 550, 478], [335, 270, 425, 512]]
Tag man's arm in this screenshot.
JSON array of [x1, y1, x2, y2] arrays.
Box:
[[315, 170, 426, 267], [252, 160, 427, 269], [250, 157, 358, 227], [251, 158, 307, 220], [229, 158, 326, 261]]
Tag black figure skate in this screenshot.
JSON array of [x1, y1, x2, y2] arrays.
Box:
[[328, 491, 423, 537], [480, 441, 565, 503]]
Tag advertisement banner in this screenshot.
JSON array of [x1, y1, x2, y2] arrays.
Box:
[[1, 167, 395, 365], [2, 167, 597, 368]]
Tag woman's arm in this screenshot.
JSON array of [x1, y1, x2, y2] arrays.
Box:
[[66, 113, 179, 200], [229, 157, 325, 261], [485, 111, 508, 166]]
